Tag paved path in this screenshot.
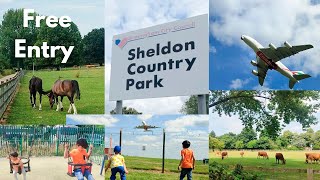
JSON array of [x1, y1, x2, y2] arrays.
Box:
[[0, 73, 17, 84], [0, 157, 105, 180]]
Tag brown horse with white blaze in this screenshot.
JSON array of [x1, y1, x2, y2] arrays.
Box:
[[48, 80, 80, 114]]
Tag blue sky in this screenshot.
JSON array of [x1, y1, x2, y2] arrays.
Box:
[[66, 115, 209, 160], [209, 0, 320, 90], [0, 0, 104, 36]]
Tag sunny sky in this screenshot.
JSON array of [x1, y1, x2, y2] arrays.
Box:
[[209, 0, 320, 90], [66, 114, 209, 160], [105, 0, 208, 114], [0, 0, 104, 36]]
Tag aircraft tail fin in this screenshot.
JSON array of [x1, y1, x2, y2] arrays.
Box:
[[288, 71, 311, 89], [292, 71, 311, 81]]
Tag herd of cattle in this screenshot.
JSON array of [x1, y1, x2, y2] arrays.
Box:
[[216, 151, 320, 164]]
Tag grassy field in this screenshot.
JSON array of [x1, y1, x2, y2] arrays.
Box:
[[6, 68, 104, 124], [105, 156, 209, 180], [210, 150, 320, 179]]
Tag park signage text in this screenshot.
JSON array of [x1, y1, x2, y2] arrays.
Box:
[[109, 14, 209, 100], [14, 9, 74, 63]]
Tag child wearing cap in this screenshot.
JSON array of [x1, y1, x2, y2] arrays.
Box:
[[9, 152, 27, 180], [105, 146, 128, 180], [64, 138, 94, 180], [178, 140, 195, 180]]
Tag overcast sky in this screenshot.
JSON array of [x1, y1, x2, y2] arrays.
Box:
[[209, 0, 320, 90], [67, 114, 209, 160], [0, 0, 104, 36], [105, 0, 208, 114]]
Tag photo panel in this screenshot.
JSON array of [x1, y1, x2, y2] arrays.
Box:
[[66, 114, 209, 180], [0, 0, 105, 125]]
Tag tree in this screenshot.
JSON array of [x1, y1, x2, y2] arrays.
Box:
[[301, 128, 315, 147], [210, 136, 225, 150], [247, 140, 257, 149], [110, 106, 142, 114], [180, 95, 209, 114], [256, 137, 272, 150], [238, 127, 257, 144], [82, 28, 104, 65], [235, 140, 244, 150], [219, 133, 237, 149], [210, 131, 216, 138], [291, 133, 307, 150], [210, 91, 320, 138], [0, 9, 38, 68]]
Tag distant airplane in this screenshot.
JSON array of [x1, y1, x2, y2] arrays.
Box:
[[241, 35, 313, 89], [135, 121, 160, 131]]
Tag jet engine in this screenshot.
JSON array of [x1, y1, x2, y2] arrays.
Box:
[[250, 60, 258, 66], [252, 70, 259, 76], [284, 41, 292, 48], [269, 43, 277, 50]]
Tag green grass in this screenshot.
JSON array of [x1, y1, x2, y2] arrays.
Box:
[[210, 150, 320, 179], [105, 156, 209, 180], [7, 68, 104, 124]]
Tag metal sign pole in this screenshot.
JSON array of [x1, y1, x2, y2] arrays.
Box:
[[162, 128, 165, 173], [197, 94, 207, 114], [116, 100, 123, 114]]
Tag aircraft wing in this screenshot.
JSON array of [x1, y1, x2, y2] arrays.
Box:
[[135, 125, 144, 129], [257, 60, 268, 86], [260, 44, 313, 62], [147, 125, 160, 129]]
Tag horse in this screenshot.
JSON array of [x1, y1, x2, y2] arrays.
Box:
[[29, 76, 50, 110], [47, 80, 80, 114]]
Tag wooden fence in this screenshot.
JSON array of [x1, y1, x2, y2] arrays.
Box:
[[0, 71, 24, 119]]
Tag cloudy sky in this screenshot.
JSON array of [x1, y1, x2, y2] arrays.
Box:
[[209, 0, 320, 90], [0, 0, 104, 36], [210, 109, 320, 136], [66, 114, 209, 160], [105, 0, 208, 114]]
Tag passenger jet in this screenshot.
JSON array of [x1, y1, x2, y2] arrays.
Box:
[[135, 121, 160, 131], [241, 35, 313, 89]]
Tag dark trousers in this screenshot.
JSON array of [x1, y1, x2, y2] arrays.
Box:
[[110, 166, 126, 180], [180, 168, 192, 180]]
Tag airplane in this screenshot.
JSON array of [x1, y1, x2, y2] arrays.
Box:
[[135, 121, 160, 131], [241, 35, 313, 89]]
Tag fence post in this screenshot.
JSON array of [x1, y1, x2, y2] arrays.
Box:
[[56, 127, 59, 156], [307, 168, 313, 180]]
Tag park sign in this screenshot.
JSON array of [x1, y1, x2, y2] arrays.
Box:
[[109, 14, 208, 100]]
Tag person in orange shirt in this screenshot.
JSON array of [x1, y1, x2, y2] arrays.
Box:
[[64, 138, 94, 180], [9, 152, 27, 180], [178, 140, 195, 180]]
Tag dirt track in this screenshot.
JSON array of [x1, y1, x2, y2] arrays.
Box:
[[0, 157, 105, 180]]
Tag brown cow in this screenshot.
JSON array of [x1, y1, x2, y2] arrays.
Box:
[[240, 151, 244, 157], [216, 151, 221, 156], [306, 153, 320, 164], [275, 153, 286, 164], [221, 152, 228, 160], [257, 151, 269, 159]]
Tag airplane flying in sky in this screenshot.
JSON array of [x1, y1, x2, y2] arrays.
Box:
[[135, 121, 160, 131], [241, 35, 313, 89]]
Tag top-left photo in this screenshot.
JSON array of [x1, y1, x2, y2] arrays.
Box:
[[0, 0, 105, 125]]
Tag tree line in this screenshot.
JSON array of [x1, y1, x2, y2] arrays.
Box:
[[210, 127, 320, 151], [0, 9, 104, 72]]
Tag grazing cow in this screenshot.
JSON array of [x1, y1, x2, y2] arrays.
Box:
[[275, 153, 286, 164], [257, 151, 269, 159], [216, 151, 221, 156], [221, 152, 228, 160], [305, 153, 320, 164], [240, 151, 244, 157]]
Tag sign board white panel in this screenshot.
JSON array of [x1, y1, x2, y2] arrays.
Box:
[[110, 14, 208, 100]]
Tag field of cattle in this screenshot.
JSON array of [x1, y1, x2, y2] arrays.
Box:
[[210, 150, 320, 179], [6, 68, 104, 124]]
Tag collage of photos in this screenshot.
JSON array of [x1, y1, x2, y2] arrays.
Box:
[[0, 0, 320, 180]]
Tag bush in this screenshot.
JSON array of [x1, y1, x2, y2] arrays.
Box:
[[209, 162, 259, 180]]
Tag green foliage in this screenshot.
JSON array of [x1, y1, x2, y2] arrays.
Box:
[[210, 91, 320, 138], [180, 95, 209, 114], [110, 106, 142, 114], [210, 131, 216, 138], [209, 162, 258, 180], [82, 28, 104, 65], [246, 140, 257, 149], [235, 140, 244, 150], [210, 136, 225, 150]]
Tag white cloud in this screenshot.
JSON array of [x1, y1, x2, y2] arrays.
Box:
[[105, 0, 208, 114], [137, 115, 153, 122], [136, 135, 160, 142], [210, 0, 320, 76], [0, 0, 12, 4], [229, 78, 250, 89], [210, 46, 217, 54], [66, 115, 119, 127], [209, 112, 243, 136], [164, 115, 208, 133]]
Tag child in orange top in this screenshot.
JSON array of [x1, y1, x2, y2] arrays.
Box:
[[64, 138, 94, 180], [178, 140, 195, 180], [9, 152, 27, 180]]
